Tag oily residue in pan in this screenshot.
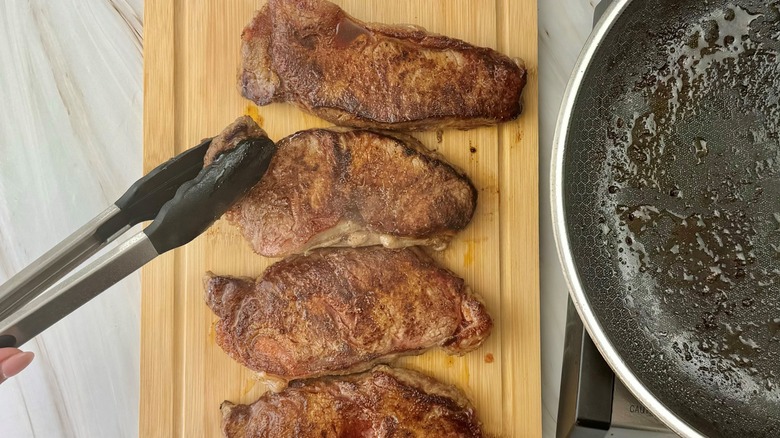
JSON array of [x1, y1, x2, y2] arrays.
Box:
[[600, 5, 780, 398]]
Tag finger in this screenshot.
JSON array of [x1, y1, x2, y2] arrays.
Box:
[[0, 351, 34, 384], [0, 348, 23, 362]]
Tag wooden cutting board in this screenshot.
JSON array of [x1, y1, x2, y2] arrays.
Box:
[[140, 1, 539, 436]]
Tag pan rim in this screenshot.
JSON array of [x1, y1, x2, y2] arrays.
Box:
[[550, 1, 706, 437]]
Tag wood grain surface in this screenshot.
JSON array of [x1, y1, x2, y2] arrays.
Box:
[[141, 1, 539, 436]]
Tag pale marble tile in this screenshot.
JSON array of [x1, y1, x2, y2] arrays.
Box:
[[0, 1, 142, 437]]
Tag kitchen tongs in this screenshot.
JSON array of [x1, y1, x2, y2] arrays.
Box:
[[0, 136, 276, 348]]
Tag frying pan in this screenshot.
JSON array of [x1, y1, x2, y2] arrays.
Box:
[[552, 0, 780, 436]]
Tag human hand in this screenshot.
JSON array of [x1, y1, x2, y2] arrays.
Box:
[[0, 348, 34, 384]]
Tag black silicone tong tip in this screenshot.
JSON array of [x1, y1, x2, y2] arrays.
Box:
[[143, 137, 277, 254], [102, 138, 214, 241]]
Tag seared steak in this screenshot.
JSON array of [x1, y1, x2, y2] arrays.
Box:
[[220, 365, 484, 437], [205, 117, 477, 257], [239, 0, 527, 131], [204, 116, 268, 164], [204, 247, 492, 383]]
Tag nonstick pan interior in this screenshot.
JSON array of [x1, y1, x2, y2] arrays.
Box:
[[560, 0, 780, 436]]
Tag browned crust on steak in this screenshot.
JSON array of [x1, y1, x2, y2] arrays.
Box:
[[206, 117, 477, 257], [204, 247, 492, 382], [204, 116, 269, 165], [220, 365, 484, 437], [239, 0, 527, 131]]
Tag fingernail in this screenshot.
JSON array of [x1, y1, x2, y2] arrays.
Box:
[[1, 351, 34, 379]]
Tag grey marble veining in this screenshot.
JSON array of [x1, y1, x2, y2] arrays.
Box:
[[0, 1, 594, 437], [0, 1, 142, 437]]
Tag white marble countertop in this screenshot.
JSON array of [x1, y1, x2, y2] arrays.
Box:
[[0, 1, 594, 436]]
